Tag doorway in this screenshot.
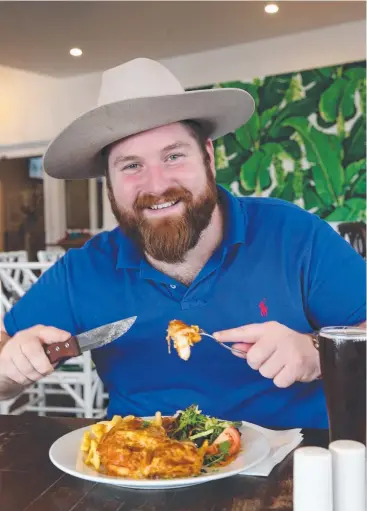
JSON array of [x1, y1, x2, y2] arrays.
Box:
[[0, 157, 45, 260]]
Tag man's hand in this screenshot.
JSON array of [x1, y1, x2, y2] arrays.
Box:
[[0, 325, 71, 390], [213, 321, 320, 388]]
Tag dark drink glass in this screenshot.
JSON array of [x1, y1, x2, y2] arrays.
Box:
[[318, 326, 366, 444]]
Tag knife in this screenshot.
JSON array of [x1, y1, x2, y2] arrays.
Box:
[[44, 316, 137, 365]]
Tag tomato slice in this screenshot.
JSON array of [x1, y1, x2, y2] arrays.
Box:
[[206, 426, 241, 456]]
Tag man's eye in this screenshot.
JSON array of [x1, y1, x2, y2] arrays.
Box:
[[167, 153, 184, 162], [122, 163, 140, 172]]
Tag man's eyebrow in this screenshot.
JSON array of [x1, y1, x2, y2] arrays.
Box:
[[112, 154, 141, 167], [161, 142, 191, 153], [111, 142, 191, 167]]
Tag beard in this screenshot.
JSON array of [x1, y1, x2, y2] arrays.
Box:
[[107, 166, 218, 263]]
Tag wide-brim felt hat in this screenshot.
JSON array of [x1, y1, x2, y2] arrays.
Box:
[[43, 57, 255, 179]]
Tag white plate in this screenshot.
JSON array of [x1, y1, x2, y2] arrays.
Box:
[[49, 422, 270, 489]]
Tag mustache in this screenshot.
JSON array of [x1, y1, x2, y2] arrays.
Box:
[[134, 187, 193, 210]]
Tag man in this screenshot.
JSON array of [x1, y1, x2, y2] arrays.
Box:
[[0, 58, 365, 428]]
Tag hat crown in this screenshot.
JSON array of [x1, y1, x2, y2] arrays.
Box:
[[98, 58, 184, 106]]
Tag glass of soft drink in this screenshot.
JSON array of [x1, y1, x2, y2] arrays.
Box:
[[318, 326, 366, 444]]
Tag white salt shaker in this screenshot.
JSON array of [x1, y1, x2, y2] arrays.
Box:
[[293, 446, 333, 511], [329, 440, 366, 511]]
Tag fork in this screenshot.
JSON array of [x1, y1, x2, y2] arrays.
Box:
[[198, 328, 247, 357]]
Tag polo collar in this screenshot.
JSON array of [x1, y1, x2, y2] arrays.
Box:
[[116, 229, 141, 269], [218, 185, 247, 248]]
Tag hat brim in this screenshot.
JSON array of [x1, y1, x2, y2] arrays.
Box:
[[43, 88, 254, 179]]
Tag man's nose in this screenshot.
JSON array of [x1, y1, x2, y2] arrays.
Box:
[[143, 164, 171, 195]]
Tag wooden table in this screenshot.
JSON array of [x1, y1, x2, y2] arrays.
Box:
[[0, 415, 329, 511]]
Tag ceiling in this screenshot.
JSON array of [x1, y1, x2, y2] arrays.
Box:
[[0, 1, 365, 78]]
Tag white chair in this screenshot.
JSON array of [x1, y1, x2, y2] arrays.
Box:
[[37, 248, 65, 264], [0, 261, 107, 418], [0, 352, 106, 419], [0, 251, 33, 299]]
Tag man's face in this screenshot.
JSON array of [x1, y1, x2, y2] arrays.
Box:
[[106, 122, 218, 263]]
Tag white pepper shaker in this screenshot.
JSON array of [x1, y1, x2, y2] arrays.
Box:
[[293, 446, 333, 511], [329, 440, 366, 511]]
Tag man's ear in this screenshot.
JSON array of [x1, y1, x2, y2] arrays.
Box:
[[205, 139, 216, 177]]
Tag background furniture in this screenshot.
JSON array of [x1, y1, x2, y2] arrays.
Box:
[[0, 261, 106, 418]]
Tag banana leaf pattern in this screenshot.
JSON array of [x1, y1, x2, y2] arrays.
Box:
[[190, 60, 366, 222]]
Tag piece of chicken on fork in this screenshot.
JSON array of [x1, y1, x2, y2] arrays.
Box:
[[166, 319, 202, 361]]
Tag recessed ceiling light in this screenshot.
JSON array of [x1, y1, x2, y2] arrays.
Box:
[[265, 3, 279, 14], [69, 48, 83, 57]]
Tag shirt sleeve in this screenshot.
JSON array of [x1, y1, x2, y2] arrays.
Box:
[[304, 217, 366, 329], [3, 255, 79, 337]]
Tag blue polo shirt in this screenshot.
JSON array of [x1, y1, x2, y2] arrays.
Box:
[[3, 187, 366, 428]]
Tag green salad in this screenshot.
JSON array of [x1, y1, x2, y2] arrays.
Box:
[[166, 405, 242, 467]]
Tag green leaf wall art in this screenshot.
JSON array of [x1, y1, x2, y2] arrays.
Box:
[[191, 61, 366, 222]]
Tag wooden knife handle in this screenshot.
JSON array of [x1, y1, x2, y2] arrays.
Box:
[[44, 336, 81, 365]]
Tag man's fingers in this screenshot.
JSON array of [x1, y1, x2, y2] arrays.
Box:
[[273, 366, 297, 388], [5, 364, 34, 386], [213, 323, 265, 343], [35, 326, 71, 345], [20, 337, 54, 375], [247, 341, 277, 371], [10, 349, 42, 383], [230, 343, 250, 359], [257, 351, 285, 379], [232, 343, 252, 354], [0, 327, 67, 386], [215, 322, 319, 387]]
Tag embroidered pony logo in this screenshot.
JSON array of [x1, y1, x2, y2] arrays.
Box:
[[259, 299, 268, 317]]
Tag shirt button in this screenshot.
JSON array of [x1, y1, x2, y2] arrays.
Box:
[[170, 284, 177, 289]]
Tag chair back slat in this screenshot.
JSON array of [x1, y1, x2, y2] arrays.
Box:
[[338, 222, 366, 259]]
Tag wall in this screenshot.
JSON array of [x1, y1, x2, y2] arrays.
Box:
[[0, 65, 61, 155], [160, 21, 366, 88], [1, 21, 364, 152], [0, 20, 365, 231], [0, 65, 102, 155]]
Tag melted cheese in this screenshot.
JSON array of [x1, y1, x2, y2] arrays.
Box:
[[96, 417, 205, 479]]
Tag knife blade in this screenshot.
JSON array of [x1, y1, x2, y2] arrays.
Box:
[[44, 316, 137, 365]]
